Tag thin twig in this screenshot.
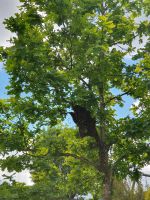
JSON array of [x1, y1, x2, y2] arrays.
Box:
[[105, 90, 131, 105]]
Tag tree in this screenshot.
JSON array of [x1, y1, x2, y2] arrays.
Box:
[[28, 126, 102, 199], [0, 181, 30, 200], [0, 126, 103, 199], [144, 187, 150, 200], [112, 178, 144, 200], [0, 0, 150, 200]]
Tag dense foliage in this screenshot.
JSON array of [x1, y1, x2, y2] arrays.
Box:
[[0, 0, 150, 199]]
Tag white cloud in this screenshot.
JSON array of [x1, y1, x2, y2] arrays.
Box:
[[130, 99, 141, 114], [142, 165, 150, 174], [141, 166, 150, 188], [0, 169, 33, 185], [0, 0, 21, 47], [133, 99, 140, 107], [0, 152, 33, 185]]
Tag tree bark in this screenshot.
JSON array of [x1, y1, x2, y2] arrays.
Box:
[[99, 144, 112, 200], [70, 82, 113, 200], [103, 170, 112, 200], [98, 83, 112, 200]]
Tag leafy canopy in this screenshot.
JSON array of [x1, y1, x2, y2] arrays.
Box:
[[0, 0, 150, 199]]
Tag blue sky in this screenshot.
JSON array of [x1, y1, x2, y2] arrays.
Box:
[[0, 63, 9, 99]]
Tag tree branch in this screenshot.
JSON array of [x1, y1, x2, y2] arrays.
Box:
[[25, 150, 99, 170], [60, 152, 99, 170], [110, 33, 139, 47], [105, 90, 131, 105], [141, 172, 150, 177], [80, 77, 91, 89]]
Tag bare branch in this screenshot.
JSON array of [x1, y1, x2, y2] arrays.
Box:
[[116, 44, 128, 51], [141, 172, 150, 177]]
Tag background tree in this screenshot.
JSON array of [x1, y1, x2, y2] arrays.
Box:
[[0, 0, 150, 200], [0, 182, 30, 200], [112, 179, 144, 200], [0, 126, 146, 200], [144, 187, 150, 200]]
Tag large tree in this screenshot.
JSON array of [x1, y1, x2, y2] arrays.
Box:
[[0, 0, 150, 200]]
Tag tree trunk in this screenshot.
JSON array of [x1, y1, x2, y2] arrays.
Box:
[[70, 82, 113, 200], [98, 83, 112, 200], [99, 146, 112, 200], [103, 172, 112, 200]]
